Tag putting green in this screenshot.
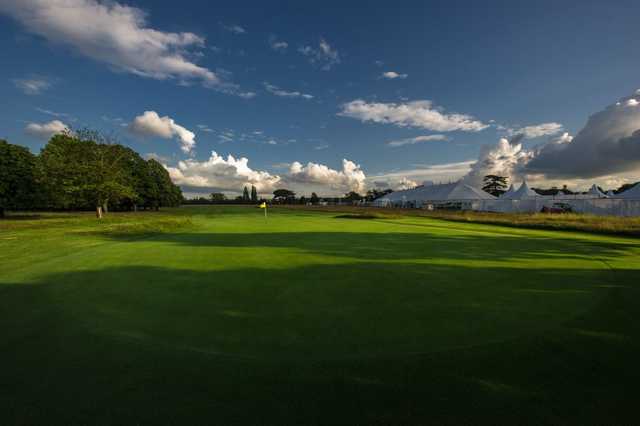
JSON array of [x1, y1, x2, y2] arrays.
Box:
[[1, 206, 639, 424]]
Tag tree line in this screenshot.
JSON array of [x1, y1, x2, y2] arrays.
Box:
[[184, 188, 394, 205], [0, 131, 182, 218]]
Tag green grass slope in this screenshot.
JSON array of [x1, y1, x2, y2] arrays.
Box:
[[1, 206, 639, 425]]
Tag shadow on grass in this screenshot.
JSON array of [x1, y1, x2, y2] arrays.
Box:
[[1, 262, 639, 425], [102, 230, 639, 262]]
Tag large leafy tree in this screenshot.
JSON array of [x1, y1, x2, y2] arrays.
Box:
[[0, 140, 38, 217], [250, 185, 258, 203], [482, 175, 508, 196], [273, 188, 295, 203]]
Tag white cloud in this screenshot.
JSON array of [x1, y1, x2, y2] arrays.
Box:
[[263, 82, 313, 99], [287, 159, 366, 193], [524, 90, 640, 178], [381, 71, 408, 80], [268, 35, 288, 52], [221, 23, 246, 34], [25, 119, 69, 139], [387, 134, 448, 147], [298, 38, 341, 70], [458, 90, 640, 188], [506, 122, 563, 139], [197, 124, 213, 133], [369, 160, 475, 190], [165, 151, 281, 192], [0, 1, 243, 92], [339, 99, 489, 132], [12, 76, 52, 94], [128, 111, 195, 154]]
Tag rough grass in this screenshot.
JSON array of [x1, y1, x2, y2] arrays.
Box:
[[1, 206, 639, 425], [283, 205, 640, 237]]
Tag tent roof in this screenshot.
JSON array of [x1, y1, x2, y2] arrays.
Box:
[[504, 181, 537, 200], [588, 184, 606, 198], [500, 184, 516, 198], [383, 181, 495, 202], [613, 183, 640, 199]]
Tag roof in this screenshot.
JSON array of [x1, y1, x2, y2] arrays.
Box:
[[588, 184, 606, 198], [382, 181, 495, 202], [503, 181, 537, 200], [613, 183, 640, 199]]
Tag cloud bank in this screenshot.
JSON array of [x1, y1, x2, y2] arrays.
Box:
[[288, 159, 366, 193], [339, 99, 489, 132], [128, 111, 196, 154]]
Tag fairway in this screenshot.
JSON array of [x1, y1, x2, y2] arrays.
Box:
[[1, 206, 639, 424]]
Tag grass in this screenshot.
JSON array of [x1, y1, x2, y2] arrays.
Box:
[[287, 204, 640, 237], [1, 205, 639, 424]]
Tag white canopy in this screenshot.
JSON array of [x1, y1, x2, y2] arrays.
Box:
[[613, 183, 640, 199], [503, 181, 538, 200], [500, 184, 516, 198], [588, 184, 607, 198], [380, 181, 495, 203], [606, 190, 616, 197]]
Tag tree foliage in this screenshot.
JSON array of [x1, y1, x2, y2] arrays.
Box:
[[0, 132, 182, 218], [482, 175, 508, 196]]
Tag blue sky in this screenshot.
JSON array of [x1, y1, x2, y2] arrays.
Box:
[[2, 0, 640, 195]]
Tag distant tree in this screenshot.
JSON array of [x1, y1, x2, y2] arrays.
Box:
[[0, 140, 39, 217], [210, 192, 226, 202], [299, 195, 307, 205], [310, 192, 320, 204], [482, 175, 508, 196], [365, 188, 393, 202], [250, 185, 258, 203], [616, 182, 639, 194], [242, 186, 250, 201], [273, 188, 296, 203], [344, 191, 363, 202]]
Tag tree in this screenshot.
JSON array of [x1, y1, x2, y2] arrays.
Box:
[[482, 175, 508, 196], [310, 192, 320, 204], [0, 140, 39, 217], [365, 188, 393, 202], [344, 191, 363, 202], [273, 188, 295, 203], [242, 186, 250, 202], [210, 192, 226, 202], [250, 185, 258, 203]]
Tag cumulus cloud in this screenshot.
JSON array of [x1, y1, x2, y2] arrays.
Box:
[[287, 159, 366, 193], [458, 90, 640, 188], [263, 82, 313, 99], [165, 151, 281, 193], [387, 134, 448, 147], [339, 100, 489, 132], [298, 38, 340, 70], [524, 91, 640, 178], [0, 0, 247, 93], [25, 119, 69, 139], [396, 177, 418, 190], [128, 111, 195, 154], [381, 71, 408, 80], [506, 122, 563, 139], [12, 76, 52, 94], [462, 135, 534, 187]]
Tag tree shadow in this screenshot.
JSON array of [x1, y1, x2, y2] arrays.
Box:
[[1, 262, 639, 424], [103, 230, 639, 262]]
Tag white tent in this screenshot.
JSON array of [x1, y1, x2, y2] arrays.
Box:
[[606, 190, 616, 197], [613, 183, 640, 199], [588, 184, 607, 198], [504, 181, 538, 200], [374, 181, 495, 206], [500, 184, 516, 198]]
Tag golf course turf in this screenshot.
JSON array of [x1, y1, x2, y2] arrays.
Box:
[[1, 206, 639, 424]]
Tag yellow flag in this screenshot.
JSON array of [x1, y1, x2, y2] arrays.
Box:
[[259, 202, 267, 208]]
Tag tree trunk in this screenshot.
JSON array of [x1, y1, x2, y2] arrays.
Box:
[[0, 206, 5, 218], [133, 204, 138, 212], [96, 206, 103, 219], [103, 202, 109, 214]]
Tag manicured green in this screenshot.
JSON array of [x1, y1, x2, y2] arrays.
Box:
[[1, 206, 639, 425]]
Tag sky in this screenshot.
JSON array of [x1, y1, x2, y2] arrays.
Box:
[[1, 0, 640, 197]]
